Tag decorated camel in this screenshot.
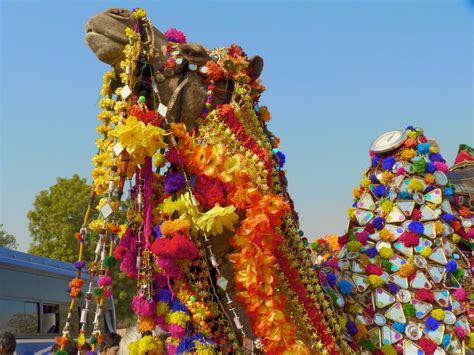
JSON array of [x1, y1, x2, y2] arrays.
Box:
[[54, 7, 350, 355], [53, 7, 472, 355]]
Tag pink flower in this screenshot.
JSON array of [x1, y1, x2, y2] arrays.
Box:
[[164, 28, 186, 43], [434, 161, 449, 173], [97, 276, 112, 287], [455, 325, 467, 338], [453, 288, 466, 301]]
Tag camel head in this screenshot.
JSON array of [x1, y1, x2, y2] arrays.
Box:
[[85, 8, 264, 127]]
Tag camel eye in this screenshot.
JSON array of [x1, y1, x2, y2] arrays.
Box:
[[184, 49, 195, 56]]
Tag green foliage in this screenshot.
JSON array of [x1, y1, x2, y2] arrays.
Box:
[[0, 224, 18, 249], [28, 175, 96, 262], [27, 174, 135, 328]]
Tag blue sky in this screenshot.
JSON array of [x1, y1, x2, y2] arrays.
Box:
[[1, 0, 473, 252]]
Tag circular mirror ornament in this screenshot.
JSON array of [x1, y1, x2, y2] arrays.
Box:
[[199, 66, 209, 74], [188, 63, 198, 71], [434, 171, 448, 186], [443, 311, 456, 325], [392, 162, 404, 174], [405, 323, 423, 340], [374, 313, 386, 326], [396, 289, 412, 303], [413, 193, 425, 205], [347, 252, 360, 260], [370, 130, 407, 153], [461, 218, 472, 228]]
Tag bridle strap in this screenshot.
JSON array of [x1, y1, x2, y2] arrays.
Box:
[[164, 76, 190, 123]]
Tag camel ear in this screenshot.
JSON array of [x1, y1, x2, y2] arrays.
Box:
[[248, 55, 264, 80]]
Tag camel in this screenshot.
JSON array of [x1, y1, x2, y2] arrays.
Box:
[[84, 7, 350, 354]]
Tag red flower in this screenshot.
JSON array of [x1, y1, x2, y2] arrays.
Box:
[[412, 208, 422, 221], [419, 337, 437, 355], [366, 263, 383, 275], [416, 288, 434, 303], [206, 60, 224, 81]]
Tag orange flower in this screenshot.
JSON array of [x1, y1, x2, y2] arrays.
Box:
[[160, 219, 190, 237], [138, 316, 156, 333], [380, 228, 394, 241], [170, 122, 187, 137], [404, 137, 417, 148], [69, 278, 84, 289], [206, 60, 224, 81], [459, 206, 471, 218]]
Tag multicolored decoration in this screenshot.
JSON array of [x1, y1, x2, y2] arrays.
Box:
[[320, 127, 473, 354], [61, 6, 355, 355]]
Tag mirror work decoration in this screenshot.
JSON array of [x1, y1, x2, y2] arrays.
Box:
[[319, 126, 473, 354]]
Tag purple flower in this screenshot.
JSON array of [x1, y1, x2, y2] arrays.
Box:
[[387, 282, 400, 294], [157, 289, 172, 303], [276, 151, 286, 168], [164, 172, 186, 194], [346, 321, 358, 335], [373, 185, 386, 198], [425, 316, 440, 331], [441, 213, 454, 223], [373, 217, 385, 231], [429, 153, 444, 162], [74, 260, 86, 269], [363, 247, 378, 258], [372, 156, 380, 167], [382, 157, 396, 171], [446, 260, 458, 273], [408, 221, 424, 234], [426, 162, 436, 173], [327, 273, 337, 286], [370, 174, 379, 184]]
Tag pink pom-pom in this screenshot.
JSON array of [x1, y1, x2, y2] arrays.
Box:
[[154, 315, 168, 332], [396, 167, 406, 175], [455, 325, 467, 338], [326, 258, 340, 270], [169, 324, 186, 338], [166, 342, 177, 355], [453, 288, 466, 301], [98, 276, 112, 287], [356, 231, 369, 244], [131, 294, 156, 317], [434, 161, 449, 173], [164, 28, 186, 43], [105, 289, 113, 297]]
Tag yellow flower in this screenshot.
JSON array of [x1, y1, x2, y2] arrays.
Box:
[[381, 200, 394, 214], [92, 152, 114, 168], [346, 241, 362, 252], [424, 173, 435, 184], [110, 116, 146, 155], [420, 247, 432, 257], [196, 204, 239, 236], [365, 275, 384, 288], [401, 148, 417, 160], [167, 311, 190, 327], [143, 124, 168, 156], [348, 207, 356, 218], [99, 98, 115, 110], [435, 220, 444, 234], [380, 228, 394, 241], [380, 171, 394, 185], [117, 224, 127, 238], [379, 247, 393, 259], [452, 234, 461, 243], [431, 309, 445, 320], [96, 125, 112, 134], [407, 178, 424, 192], [360, 178, 371, 188], [89, 218, 104, 233], [400, 263, 415, 278], [406, 130, 416, 139], [352, 188, 362, 199], [97, 110, 113, 122], [153, 153, 166, 168], [132, 8, 147, 19], [156, 302, 169, 316], [381, 344, 397, 355]]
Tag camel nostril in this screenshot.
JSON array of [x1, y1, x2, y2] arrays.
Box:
[[106, 8, 131, 18]]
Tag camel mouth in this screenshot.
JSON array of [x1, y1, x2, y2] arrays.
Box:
[[84, 11, 133, 65]]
